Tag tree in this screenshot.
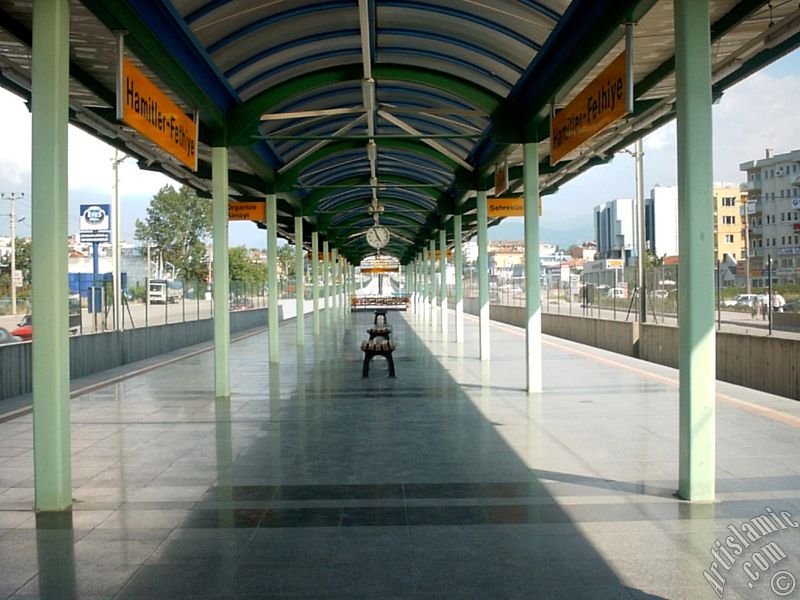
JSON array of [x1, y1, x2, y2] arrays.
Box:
[[135, 185, 211, 282], [229, 246, 267, 286], [277, 244, 296, 279]]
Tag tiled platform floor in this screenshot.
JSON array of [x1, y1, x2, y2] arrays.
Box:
[[1, 308, 800, 599]]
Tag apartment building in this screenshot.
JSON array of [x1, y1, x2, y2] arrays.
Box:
[[712, 185, 746, 262], [740, 148, 800, 286], [645, 185, 679, 259]]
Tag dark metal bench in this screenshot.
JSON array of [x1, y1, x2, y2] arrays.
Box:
[[360, 338, 396, 377], [367, 325, 392, 341]]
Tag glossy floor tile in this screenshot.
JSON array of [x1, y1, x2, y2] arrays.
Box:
[[1, 308, 800, 599]]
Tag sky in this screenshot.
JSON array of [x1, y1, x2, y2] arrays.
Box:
[[0, 47, 798, 251]]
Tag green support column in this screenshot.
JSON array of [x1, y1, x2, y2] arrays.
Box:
[[429, 239, 438, 328], [477, 190, 490, 360], [294, 217, 305, 344], [267, 193, 279, 364], [523, 143, 542, 394], [419, 254, 424, 316], [212, 147, 231, 398], [349, 264, 355, 311], [311, 232, 320, 335], [323, 241, 330, 326], [454, 215, 464, 343], [425, 250, 431, 321], [422, 248, 430, 322], [31, 0, 71, 511], [416, 254, 421, 317], [408, 261, 417, 313], [418, 253, 428, 321], [339, 257, 350, 319], [675, 0, 715, 502], [439, 229, 448, 337], [332, 249, 339, 319]]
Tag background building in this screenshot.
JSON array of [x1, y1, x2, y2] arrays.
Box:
[[646, 185, 679, 259], [740, 148, 800, 287], [593, 198, 635, 262], [712, 185, 746, 263]]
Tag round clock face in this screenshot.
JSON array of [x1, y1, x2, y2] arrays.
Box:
[[366, 225, 390, 249]]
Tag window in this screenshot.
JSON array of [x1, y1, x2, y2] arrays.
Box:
[[724, 234, 734, 243], [722, 216, 736, 225], [781, 213, 785, 222], [766, 239, 770, 246], [781, 236, 785, 245], [722, 197, 736, 206]]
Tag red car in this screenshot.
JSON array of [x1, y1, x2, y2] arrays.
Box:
[[10, 314, 32, 341]]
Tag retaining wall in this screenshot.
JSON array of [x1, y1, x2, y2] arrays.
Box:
[[1, 308, 267, 402], [462, 298, 799, 399]]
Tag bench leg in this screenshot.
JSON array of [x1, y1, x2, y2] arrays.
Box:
[[386, 352, 396, 378], [362, 352, 372, 377]]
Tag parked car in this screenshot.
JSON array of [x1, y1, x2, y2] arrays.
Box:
[[782, 299, 800, 313], [10, 314, 31, 341], [654, 289, 669, 299], [0, 327, 21, 345], [723, 294, 767, 308], [9, 298, 81, 341]]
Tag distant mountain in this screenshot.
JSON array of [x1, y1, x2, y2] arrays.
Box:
[[541, 226, 594, 248], [487, 218, 593, 249]]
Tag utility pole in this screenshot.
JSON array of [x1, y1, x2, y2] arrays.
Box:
[[2, 193, 24, 316], [743, 195, 752, 294], [111, 151, 128, 330]]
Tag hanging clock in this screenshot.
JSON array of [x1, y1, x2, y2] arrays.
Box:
[[366, 225, 390, 249]]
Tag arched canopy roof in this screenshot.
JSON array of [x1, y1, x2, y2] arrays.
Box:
[[0, 0, 796, 263]]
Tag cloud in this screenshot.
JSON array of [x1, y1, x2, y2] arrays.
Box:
[[712, 68, 800, 180]]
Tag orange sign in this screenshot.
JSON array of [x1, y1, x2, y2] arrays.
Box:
[[307, 252, 334, 262], [550, 51, 628, 165], [360, 267, 399, 273], [119, 58, 199, 170], [434, 250, 454, 260], [488, 197, 524, 218], [228, 202, 265, 221]]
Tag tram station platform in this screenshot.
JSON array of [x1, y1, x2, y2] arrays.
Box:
[[1, 309, 800, 599]]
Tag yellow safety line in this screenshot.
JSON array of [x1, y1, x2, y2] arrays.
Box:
[[483, 318, 800, 429]]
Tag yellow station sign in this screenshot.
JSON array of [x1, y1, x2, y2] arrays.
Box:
[[488, 197, 524, 218], [120, 58, 199, 170], [434, 249, 454, 261], [550, 51, 628, 165], [307, 252, 334, 262], [228, 202, 265, 221]]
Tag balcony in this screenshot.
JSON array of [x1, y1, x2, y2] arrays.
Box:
[[793, 175, 800, 186], [741, 198, 762, 216], [741, 179, 762, 194]]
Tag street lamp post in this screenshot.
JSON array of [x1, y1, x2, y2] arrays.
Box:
[[111, 151, 129, 330], [2, 193, 24, 316], [743, 196, 752, 295], [619, 142, 647, 323]]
